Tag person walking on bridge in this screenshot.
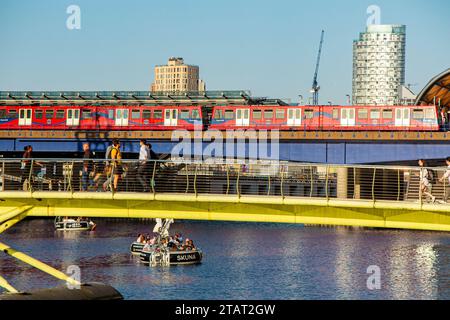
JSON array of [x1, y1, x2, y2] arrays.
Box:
[[137, 139, 150, 192], [418, 159, 436, 203], [110, 139, 123, 192], [439, 157, 450, 203]]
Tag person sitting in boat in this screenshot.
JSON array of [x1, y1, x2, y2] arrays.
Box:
[[167, 237, 178, 251], [136, 234, 145, 243], [173, 233, 183, 244]]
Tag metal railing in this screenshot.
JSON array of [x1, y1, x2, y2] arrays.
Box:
[[0, 158, 449, 205]]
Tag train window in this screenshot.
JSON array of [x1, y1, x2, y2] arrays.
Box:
[[35, 110, 43, 119], [45, 110, 54, 119], [82, 109, 92, 119], [370, 109, 380, 119], [304, 109, 314, 119], [253, 110, 262, 119], [142, 110, 151, 119], [225, 110, 234, 120], [180, 110, 190, 119], [382, 109, 393, 119], [131, 109, 141, 119], [276, 109, 285, 119], [192, 109, 200, 120], [214, 110, 224, 119], [332, 109, 339, 120], [153, 110, 163, 119], [358, 109, 368, 119], [413, 109, 424, 119], [424, 108, 435, 119], [8, 110, 17, 119], [264, 110, 273, 119], [0, 109, 7, 119], [56, 110, 65, 119]]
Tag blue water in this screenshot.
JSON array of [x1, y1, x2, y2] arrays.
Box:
[[0, 219, 449, 299]]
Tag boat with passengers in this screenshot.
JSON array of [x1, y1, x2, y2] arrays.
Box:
[[54, 216, 96, 231], [130, 218, 203, 266]]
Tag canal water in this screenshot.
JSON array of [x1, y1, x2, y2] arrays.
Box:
[[0, 218, 449, 300]]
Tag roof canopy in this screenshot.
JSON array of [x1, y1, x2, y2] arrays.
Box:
[[0, 90, 288, 106], [416, 68, 450, 109]]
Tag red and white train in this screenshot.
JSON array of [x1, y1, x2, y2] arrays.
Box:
[[0, 104, 440, 131]]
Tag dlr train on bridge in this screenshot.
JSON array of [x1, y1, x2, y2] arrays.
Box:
[[0, 104, 440, 131]]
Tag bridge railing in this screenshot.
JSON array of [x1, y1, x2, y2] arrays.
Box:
[[0, 158, 448, 204]]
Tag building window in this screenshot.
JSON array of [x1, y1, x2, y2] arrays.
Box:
[[153, 110, 163, 119], [8, 109, 17, 119], [382, 109, 393, 119], [131, 109, 141, 119], [358, 109, 368, 119], [413, 110, 424, 120], [192, 109, 200, 120], [264, 110, 273, 119], [82, 109, 92, 119], [304, 109, 314, 119], [370, 109, 380, 119], [332, 108, 339, 120], [56, 110, 65, 119], [180, 110, 190, 119], [276, 109, 285, 119], [253, 110, 262, 119], [142, 110, 151, 119], [225, 110, 234, 120], [214, 109, 224, 120]]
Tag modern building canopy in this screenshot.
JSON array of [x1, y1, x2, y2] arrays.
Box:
[[415, 68, 450, 108]]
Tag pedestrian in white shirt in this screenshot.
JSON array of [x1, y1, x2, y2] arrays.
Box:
[[137, 139, 150, 192]]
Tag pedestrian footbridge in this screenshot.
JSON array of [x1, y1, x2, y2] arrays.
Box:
[[1, 158, 449, 232]]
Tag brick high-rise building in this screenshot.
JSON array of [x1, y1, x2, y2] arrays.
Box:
[[151, 57, 206, 92]]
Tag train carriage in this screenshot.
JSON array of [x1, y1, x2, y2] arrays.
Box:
[[209, 105, 439, 131], [0, 105, 206, 131]]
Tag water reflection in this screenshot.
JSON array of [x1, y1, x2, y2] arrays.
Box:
[[0, 219, 449, 299]]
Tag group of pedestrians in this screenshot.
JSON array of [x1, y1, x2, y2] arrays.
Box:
[[418, 157, 450, 203], [81, 139, 158, 192]]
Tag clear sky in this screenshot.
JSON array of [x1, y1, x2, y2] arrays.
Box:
[[0, 0, 448, 104]]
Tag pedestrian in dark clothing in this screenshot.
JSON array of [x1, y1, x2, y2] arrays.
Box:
[[81, 142, 94, 191], [137, 139, 150, 192]]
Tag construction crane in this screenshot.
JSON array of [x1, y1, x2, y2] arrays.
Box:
[[310, 30, 324, 106]]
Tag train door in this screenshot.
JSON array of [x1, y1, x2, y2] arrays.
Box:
[[66, 109, 80, 126], [340, 108, 355, 126], [18, 109, 32, 126], [164, 109, 178, 126], [236, 108, 250, 126], [287, 109, 301, 126], [115, 109, 129, 126], [395, 108, 410, 127]]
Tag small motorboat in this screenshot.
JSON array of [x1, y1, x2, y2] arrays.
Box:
[[54, 217, 96, 231], [140, 247, 203, 266], [132, 218, 203, 266], [130, 241, 145, 254]]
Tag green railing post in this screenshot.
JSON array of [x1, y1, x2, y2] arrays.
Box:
[[28, 160, 34, 193], [236, 165, 241, 198], [185, 165, 189, 194], [151, 160, 156, 195], [226, 165, 230, 195], [194, 164, 198, 197], [372, 168, 377, 201]]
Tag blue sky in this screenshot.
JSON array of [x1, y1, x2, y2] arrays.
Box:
[[0, 0, 448, 104]]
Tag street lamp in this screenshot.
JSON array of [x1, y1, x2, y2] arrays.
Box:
[[298, 95, 303, 105]]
